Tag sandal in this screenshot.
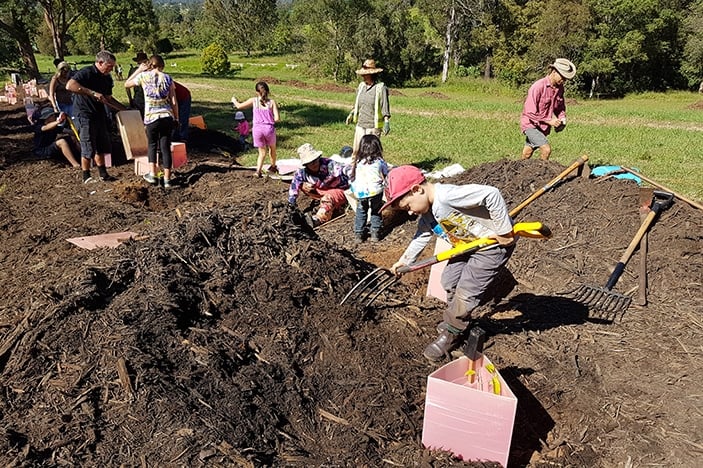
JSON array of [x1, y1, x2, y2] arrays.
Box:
[[267, 164, 278, 174], [253, 171, 262, 178]]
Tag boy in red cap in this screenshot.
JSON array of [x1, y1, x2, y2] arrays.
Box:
[[381, 165, 516, 362]]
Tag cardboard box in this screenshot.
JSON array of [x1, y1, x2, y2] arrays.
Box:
[[422, 354, 517, 467], [116, 110, 148, 160]]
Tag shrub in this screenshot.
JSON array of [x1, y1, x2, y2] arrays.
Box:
[[155, 38, 174, 55], [201, 43, 230, 75]]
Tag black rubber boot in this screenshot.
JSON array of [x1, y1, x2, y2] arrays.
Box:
[[423, 329, 463, 362]]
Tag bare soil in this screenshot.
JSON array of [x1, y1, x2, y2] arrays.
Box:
[[1, 100, 702, 468]]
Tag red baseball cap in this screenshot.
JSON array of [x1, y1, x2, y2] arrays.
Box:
[[381, 165, 426, 212]]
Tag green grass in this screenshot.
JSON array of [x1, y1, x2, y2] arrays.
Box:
[[29, 50, 703, 199]]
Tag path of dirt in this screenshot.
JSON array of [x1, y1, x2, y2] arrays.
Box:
[[0, 100, 701, 467]]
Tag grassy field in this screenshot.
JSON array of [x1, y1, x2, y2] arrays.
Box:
[[31, 51, 703, 200]]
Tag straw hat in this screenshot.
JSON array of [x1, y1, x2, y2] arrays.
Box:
[[57, 61, 70, 71], [356, 59, 383, 75], [550, 58, 576, 80], [297, 143, 323, 165]]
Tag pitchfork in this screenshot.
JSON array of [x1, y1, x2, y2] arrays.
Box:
[[339, 221, 552, 307], [562, 190, 674, 321]]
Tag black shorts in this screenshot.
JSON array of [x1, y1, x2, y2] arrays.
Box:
[[75, 115, 111, 159]]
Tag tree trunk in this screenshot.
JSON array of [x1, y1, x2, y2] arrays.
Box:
[[441, 2, 456, 83], [18, 37, 40, 80], [483, 54, 492, 79]]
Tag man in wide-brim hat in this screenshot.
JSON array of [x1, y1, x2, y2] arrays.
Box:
[[346, 59, 391, 162], [127, 51, 148, 115], [519, 58, 576, 160]]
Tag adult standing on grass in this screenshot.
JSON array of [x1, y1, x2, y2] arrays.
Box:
[[125, 54, 179, 189], [346, 59, 391, 161], [232, 81, 280, 178], [66, 50, 126, 184], [49, 61, 74, 117], [520, 58, 576, 160]]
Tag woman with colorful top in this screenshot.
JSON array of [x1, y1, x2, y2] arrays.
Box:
[[232, 81, 280, 178], [125, 54, 179, 188]]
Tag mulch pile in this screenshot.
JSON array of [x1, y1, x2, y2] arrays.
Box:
[[1, 102, 702, 467]]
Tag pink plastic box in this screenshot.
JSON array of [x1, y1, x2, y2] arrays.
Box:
[[422, 354, 517, 467], [133, 143, 187, 175]]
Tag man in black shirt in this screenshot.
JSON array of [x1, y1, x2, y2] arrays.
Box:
[[66, 50, 126, 183]]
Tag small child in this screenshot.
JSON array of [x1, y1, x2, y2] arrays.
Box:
[[350, 134, 389, 242], [234, 111, 250, 149]]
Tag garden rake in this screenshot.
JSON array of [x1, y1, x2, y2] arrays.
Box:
[[340, 221, 552, 307], [562, 190, 674, 321]]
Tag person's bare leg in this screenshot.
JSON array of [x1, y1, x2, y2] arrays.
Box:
[[95, 154, 105, 167], [521, 145, 534, 160], [269, 144, 277, 169], [81, 157, 91, 171], [255, 147, 266, 176], [164, 168, 171, 180], [56, 139, 80, 167], [538, 143, 552, 160]]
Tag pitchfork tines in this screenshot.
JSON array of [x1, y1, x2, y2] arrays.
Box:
[[339, 268, 398, 308]]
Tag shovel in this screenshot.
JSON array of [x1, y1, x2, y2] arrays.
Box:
[[563, 190, 674, 320], [340, 221, 552, 307]]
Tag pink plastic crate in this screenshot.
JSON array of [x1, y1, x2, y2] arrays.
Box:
[[133, 144, 187, 175], [422, 354, 517, 467]]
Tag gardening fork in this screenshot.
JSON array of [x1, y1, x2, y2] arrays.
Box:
[[340, 221, 552, 307], [562, 190, 674, 321]]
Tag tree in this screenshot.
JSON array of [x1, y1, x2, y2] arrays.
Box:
[[38, 0, 84, 60], [681, 0, 703, 87], [203, 0, 277, 56], [0, 0, 41, 78]]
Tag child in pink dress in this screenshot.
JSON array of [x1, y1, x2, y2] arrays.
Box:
[[234, 111, 250, 150], [232, 81, 280, 177]]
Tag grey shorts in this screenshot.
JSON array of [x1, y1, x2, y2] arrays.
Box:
[[524, 128, 549, 148]]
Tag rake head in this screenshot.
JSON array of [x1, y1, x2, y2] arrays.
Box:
[[339, 267, 399, 308], [561, 284, 632, 321]]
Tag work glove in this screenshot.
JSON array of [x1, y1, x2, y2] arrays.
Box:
[[345, 112, 353, 125], [383, 120, 391, 135]]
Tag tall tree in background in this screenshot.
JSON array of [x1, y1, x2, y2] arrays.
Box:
[[0, 0, 41, 78], [681, 0, 703, 88], [291, 0, 370, 81], [203, 0, 277, 56], [38, 0, 84, 60]]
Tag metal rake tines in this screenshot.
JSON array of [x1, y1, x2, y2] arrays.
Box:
[[562, 284, 632, 320], [339, 268, 399, 308]]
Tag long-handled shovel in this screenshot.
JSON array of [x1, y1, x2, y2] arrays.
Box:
[[340, 221, 552, 307], [562, 190, 674, 320]]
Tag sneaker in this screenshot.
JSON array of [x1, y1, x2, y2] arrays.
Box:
[[423, 330, 463, 362], [354, 233, 364, 244], [163, 178, 172, 188], [83, 176, 97, 184], [370, 232, 381, 242], [143, 172, 158, 185], [304, 213, 321, 229], [99, 171, 116, 182]]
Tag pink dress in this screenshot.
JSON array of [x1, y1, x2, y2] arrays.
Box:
[[252, 98, 276, 147]]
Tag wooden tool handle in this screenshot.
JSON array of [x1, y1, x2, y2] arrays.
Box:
[[510, 155, 589, 217], [621, 167, 703, 211]]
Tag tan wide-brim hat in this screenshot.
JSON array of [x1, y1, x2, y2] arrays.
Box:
[[550, 58, 576, 80], [57, 61, 70, 71], [297, 143, 323, 165], [356, 59, 383, 75]]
